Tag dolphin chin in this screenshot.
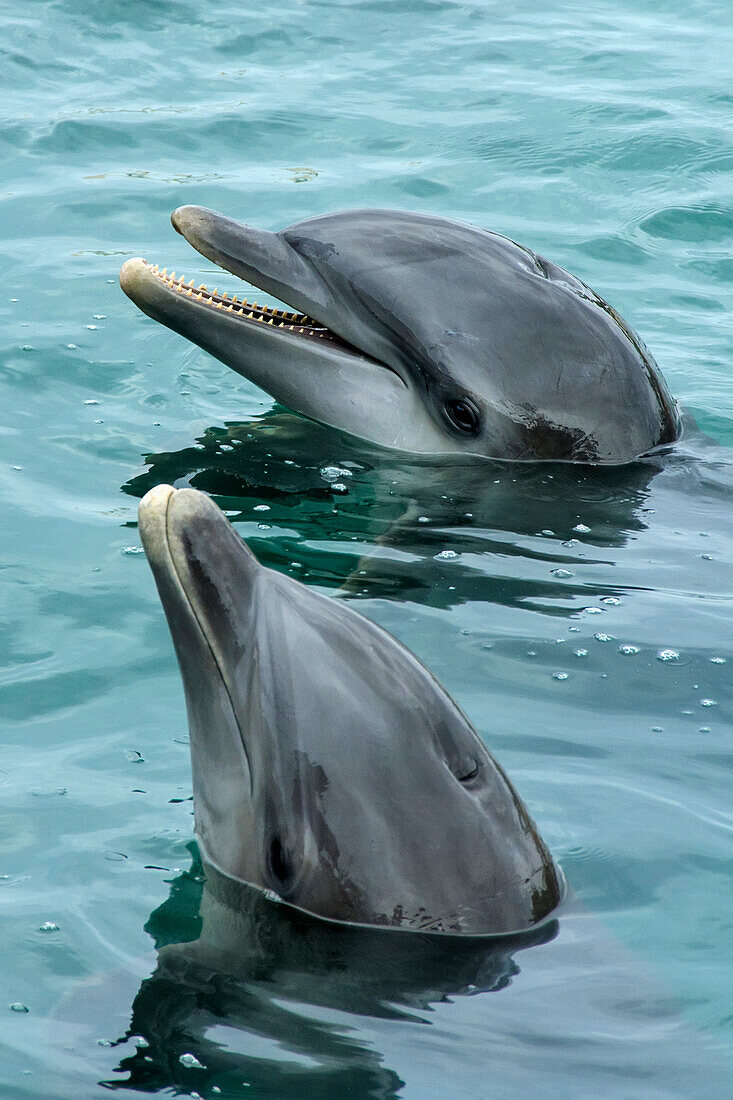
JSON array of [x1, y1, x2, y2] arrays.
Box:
[[138, 485, 563, 935], [122, 206, 680, 464]]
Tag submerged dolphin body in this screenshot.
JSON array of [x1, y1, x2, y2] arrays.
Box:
[[121, 207, 679, 464], [138, 484, 562, 934]]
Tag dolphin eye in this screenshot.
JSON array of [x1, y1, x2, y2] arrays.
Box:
[[456, 760, 479, 783], [268, 836, 293, 885], [445, 397, 480, 434]]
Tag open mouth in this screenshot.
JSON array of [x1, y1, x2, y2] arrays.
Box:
[[135, 260, 356, 350]]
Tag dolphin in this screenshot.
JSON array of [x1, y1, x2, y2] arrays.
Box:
[[137, 484, 563, 934], [120, 206, 680, 464]]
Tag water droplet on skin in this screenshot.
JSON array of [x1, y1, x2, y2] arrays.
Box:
[[331, 482, 348, 493], [418, 516, 430, 523], [39, 921, 59, 932], [573, 523, 591, 534], [657, 649, 680, 662], [257, 523, 271, 530], [9, 1003, 29, 1013], [460, 629, 471, 635], [710, 656, 726, 664], [553, 672, 569, 680], [131, 1035, 149, 1049], [701, 554, 715, 561], [125, 749, 144, 763], [574, 649, 588, 658], [253, 504, 270, 512], [618, 645, 639, 655], [179, 1052, 205, 1069], [526, 650, 537, 657], [66, 343, 77, 349], [562, 539, 578, 547], [699, 727, 711, 733], [97, 1038, 112, 1046], [93, 314, 106, 320], [435, 550, 458, 560], [551, 568, 573, 578], [700, 699, 717, 708], [585, 607, 604, 615], [600, 596, 620, 606], [652, 726, 663, 733], [568, 626, 581, 632], [122, 545, 145, 555], [541, 529, 554, 536], [594, 633, 614, 642], [83, 399, 99, 405]]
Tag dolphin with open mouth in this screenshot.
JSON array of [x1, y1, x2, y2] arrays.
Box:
[[120, 207, 680, 464], [138, 484, 563, 934]]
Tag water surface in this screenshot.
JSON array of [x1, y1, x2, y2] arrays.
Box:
[[1, 1, 732, 1095]]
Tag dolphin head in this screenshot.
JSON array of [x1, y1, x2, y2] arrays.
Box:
[[121, 207, 679, 465], [138, 485, 562, 934]]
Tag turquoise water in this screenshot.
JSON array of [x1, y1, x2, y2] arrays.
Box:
[[2, 0, 733, 1095]]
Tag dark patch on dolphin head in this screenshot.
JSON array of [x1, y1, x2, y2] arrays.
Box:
[[516, 411, 601, 462]]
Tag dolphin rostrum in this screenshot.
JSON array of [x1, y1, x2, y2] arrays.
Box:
[[138, 484, 563, 934], [121, 207, 679, 464]]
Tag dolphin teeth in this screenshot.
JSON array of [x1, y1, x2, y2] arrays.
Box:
[[222, 291, 228, 299], [196, 293, 204, 301], [152, 264, 159, 273], [227, 304, 234, 311], [188, 278, 195, 287], [247, 311, 254, 319], [161, 268, 167, 277], [215, 301, 223, 308], [186, 288, 193, 297], [199, 284, 207, 291], [267, 317, 274, 324]]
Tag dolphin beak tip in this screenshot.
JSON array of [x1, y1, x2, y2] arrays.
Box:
[[119, 257, 149, 297]]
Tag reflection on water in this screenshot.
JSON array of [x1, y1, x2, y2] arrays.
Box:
[[101, 850, 555, 1096], [122, 409, 669, 612], [82, 849, 730, 1098]]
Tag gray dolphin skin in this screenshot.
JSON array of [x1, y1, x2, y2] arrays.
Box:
[[138, 484, 563, 934], [120, 206, 680, 463]]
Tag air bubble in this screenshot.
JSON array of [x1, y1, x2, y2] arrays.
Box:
[[573, 523, 591, 534], [435, 550, 458, 560], [584, 607, 604, 615], [551, 568, 573, 578], [418, 516, 430, 523], [123, 545, 145, 555], [618, 644, 639, 655], [83, 399, 99, 406], [9, 1003, 28, 1013], [700, 699, 717, 708], [574, 649, 588, 658], [331, 482, 348, 493], [600, 597, 620, 606], [39, 921, 59, 932], [710, 657, 726, 664], [656, 649, 680, 662], [594, 632, 614, 642], [179, 1052, 205, 1069], [253, 504, 270, 512], [320, 465, 352, 482], [125, 749, 144, 764], [553, 672, 569, 681]]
